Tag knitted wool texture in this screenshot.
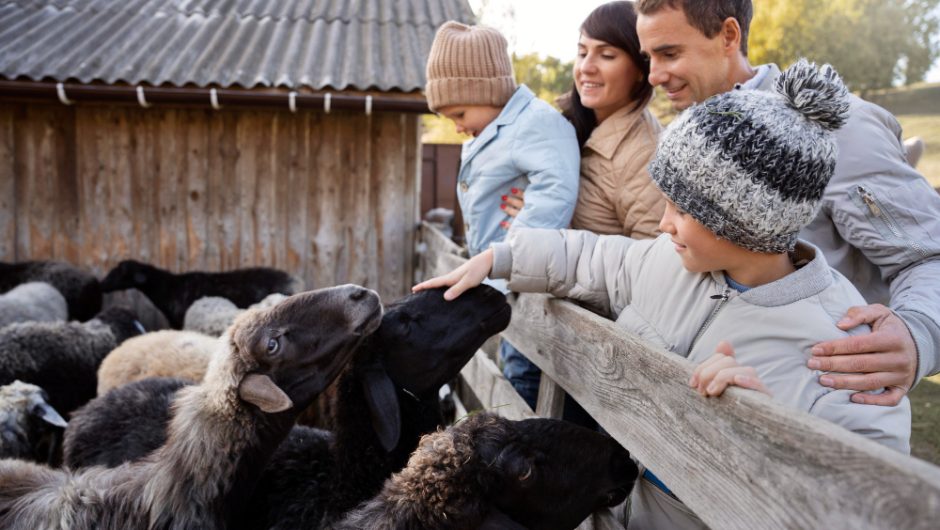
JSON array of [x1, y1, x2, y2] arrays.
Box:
[[649, 59, 850, 253], [425, 21, 517, 112]]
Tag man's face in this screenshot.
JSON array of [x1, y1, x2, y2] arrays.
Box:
[[637, 7, 736, 111]]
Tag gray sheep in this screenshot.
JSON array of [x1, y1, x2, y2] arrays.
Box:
[[0, 260, 102, 321], [183, 293, 288, 337], [0, 284, 382, 530], [0, 381, 67, 466], [332, 412, 639, 530], [0, 282, 68, 329], [0, 307, 144, 415]]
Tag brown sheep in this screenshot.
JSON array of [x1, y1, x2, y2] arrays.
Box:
[[96, 330, 220, 395]]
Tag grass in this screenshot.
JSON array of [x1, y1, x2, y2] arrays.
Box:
[[911, 376, 940, 465]]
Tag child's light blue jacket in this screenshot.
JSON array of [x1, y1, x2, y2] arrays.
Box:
[[457, 85, 580, 256]]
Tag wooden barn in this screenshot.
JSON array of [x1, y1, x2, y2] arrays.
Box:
[[0, 0, 473, 303]]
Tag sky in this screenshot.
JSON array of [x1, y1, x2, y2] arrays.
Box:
[[467, 0, 940, 83]]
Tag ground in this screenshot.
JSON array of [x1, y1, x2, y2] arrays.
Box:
[[910, 376, 940, 465]]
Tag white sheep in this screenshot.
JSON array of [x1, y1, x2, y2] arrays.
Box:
[[96, 330, 221, 395]]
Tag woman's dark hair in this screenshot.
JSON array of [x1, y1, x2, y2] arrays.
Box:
[[562, 1, 653, 148]]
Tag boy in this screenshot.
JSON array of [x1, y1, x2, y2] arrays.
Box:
[[415, 59, 910, 529], [425, 21, 581, 408]]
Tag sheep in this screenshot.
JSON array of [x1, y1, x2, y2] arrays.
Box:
[[184, 293, 288, 337], [0, 282, 68, 329], [100, 259, 304, 328], [332, 412, 639, 530], [0, 260, 102, 322], [96, 330, 220, 395], [0, 307, 145, 415], [0, 284, 383, 530], [62, 285, 512, 529], [0, 381, 67, 466], [65, 377, 190, 469]]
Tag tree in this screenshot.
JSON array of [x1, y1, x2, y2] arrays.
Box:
[[512, 52, 574, 106], [750, 0, 940, 93]]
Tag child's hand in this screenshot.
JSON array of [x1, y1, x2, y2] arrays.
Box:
[[412, 248, 494, 301], [689, 341, 771, 397], [499, 188, 526, 230]]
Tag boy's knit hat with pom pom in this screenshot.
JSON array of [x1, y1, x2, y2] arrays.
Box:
[[648, 59, 850, 253]]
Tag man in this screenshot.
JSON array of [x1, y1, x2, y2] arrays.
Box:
[[636, 0, 940, 406]]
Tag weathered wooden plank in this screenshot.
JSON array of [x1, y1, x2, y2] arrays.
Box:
[[458, 350, 535, 421], [156, 109, 182, 269], [535, 373, 564, 419], [345, 112, 372, 290], [135, 108, 157, 264], [503, 293, 940, 529], [252, 111, 276, 267], [184, 108, 209, 270], [282, 111, 309, 282], [309, 113, 344, 288], [52, 105, 79, 263], [0, 105, 16, 259]]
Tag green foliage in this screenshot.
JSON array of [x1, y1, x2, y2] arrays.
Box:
[[750, 0, 940, 93], [512, 52, 575, 107]]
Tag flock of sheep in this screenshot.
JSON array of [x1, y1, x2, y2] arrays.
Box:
[[0, 258, 639, 529]]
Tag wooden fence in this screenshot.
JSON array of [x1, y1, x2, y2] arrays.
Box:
[[417, 221, 940, 530]]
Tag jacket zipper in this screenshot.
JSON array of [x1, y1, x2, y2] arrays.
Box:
[[858, 185, 929, 258], [688, 286, 731, 355]]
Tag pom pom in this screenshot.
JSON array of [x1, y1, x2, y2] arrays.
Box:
[[775, 58, 850, 131]]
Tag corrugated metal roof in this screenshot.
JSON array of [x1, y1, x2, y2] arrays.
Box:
[[0, 0, 475, 92]]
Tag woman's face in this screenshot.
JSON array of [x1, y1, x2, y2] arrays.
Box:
[[574, 34, 642, 123]]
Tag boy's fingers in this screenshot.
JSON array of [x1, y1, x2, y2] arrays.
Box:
[[850, 386, 906, 407], [443, 275, 476, 301], [715, 340, 735, 357]]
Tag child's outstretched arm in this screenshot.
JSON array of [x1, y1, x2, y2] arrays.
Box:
[[413, 248, 494, 301], [690, 341, 771, 397]]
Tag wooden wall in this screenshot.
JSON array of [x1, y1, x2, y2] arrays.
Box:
[[0, 102, 419, 302]]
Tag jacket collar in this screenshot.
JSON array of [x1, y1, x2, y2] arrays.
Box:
[[461, 85, 534, 165], [734, 63, 781, 92], [731, 240, 834, 307], [584, 105, 648, 160]]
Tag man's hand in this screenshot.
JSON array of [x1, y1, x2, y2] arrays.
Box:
[[690, 341, 770, 397], [412, 248, 494, 301], [808, 304, 917, 406]]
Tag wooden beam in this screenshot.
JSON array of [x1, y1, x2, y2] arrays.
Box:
[[457, 350, 535, 421], [503, 293, 940, 529]]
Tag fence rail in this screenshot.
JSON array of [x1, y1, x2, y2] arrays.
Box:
[[417, 221, 940, 530]]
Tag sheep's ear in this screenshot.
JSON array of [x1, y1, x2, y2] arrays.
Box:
[[361, 361, 401, 452], [239, 374, 293, 413]]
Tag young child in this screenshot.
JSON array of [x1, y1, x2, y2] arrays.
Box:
[[425, 21, 581, 408], [415, 59, 910, 529]]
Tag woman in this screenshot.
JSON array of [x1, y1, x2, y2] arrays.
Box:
[[502, 1, 664, 238]]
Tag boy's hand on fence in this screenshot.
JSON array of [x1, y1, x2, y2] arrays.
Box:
[[412, 248, 494, 301], [499, 188, 525, 230], [690, 341, 770, 397], [809, 304, 916, 407]]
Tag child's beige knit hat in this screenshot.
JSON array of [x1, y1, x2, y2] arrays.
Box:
[[425, 21, 517, 112]]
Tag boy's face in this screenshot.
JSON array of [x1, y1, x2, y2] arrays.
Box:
[[659, 200, 744, 274], [437, 105, 502, 138], [637, 7, 737, 111]]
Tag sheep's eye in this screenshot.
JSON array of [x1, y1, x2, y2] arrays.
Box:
[[266, 337, 280, 354]]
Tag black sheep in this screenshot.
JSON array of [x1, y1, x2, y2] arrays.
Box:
[[100, 259, 304, 328], [332, 412, 639, 530], [63, 285, 512, 529], [0, 381, 68, 466], [0, 260, 102, 321], [0, 307, 144, 416]]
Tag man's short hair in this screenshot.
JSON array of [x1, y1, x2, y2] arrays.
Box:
[[636, 0, 752, 56]]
